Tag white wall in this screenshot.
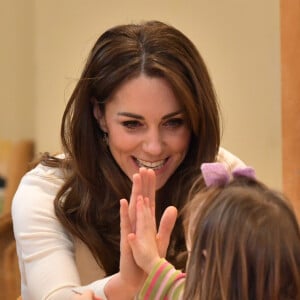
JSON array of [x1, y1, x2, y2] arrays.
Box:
[[1, 0, 281, 189]]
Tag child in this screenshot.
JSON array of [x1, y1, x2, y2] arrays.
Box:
[[125, 162, 300, 300]]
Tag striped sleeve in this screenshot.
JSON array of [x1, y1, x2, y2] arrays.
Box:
[[138, 258, 186, 300]]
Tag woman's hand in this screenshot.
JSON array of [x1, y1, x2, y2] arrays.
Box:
[[128, 168, 177, 257], [127, 168, 177, 273], [103, 199, 144, 300], [71, 290, 102, 300], [119, 198, 146, 291], [128, 168, 156, 232]]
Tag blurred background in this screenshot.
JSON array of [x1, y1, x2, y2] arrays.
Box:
[[0, 0, 282, 190]]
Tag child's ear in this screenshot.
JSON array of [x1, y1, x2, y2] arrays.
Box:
[[92, 98, 108, 132]]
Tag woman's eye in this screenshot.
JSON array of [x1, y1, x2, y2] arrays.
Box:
[[164, 118, 184, 128], [122, 120, 142, 129]]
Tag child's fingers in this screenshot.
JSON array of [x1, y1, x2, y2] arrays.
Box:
[[128, 198, 160, 270], [136, 196, 155, 233], [157, 206, 178, 257]]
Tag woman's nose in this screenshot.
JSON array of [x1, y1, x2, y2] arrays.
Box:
[[142, 130, 164, 156]]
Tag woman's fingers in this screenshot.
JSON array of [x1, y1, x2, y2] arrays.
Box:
[[146, 169, 156, 218], [128, 168, 157, 231], [120, 199, 132, 254], [139, 168, 156, 220], [128, 173, 141, 231], [127, 168, 175, 259]]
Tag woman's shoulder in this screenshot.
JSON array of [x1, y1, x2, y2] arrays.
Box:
[[28, 158, 65, 179], [12, 154, 68, 233], [217, 147, 246, 170], [12, 153, 66, 213], [25, 152, 67, 182]]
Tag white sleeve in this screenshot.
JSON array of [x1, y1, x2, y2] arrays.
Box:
[[11, 164, 111, 300], [72, 275, 115, 299]]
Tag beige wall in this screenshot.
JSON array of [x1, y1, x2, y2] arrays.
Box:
[[1, 0, 281, 189], [0, 1, 35, 141]]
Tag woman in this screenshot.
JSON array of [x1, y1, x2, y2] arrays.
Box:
[[12, 20, 244, 300]]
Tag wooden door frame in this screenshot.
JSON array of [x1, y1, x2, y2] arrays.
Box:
[[280, 0, 300, 218]]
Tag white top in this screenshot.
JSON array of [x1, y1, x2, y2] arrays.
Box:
[[12, 147, 245, 300]]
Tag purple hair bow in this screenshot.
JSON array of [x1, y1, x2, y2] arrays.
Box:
[[201, 162, 256, 187]]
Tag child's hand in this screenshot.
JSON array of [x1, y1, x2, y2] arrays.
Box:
[[128, 195, 160, 273], [128, 196, 177, 274]]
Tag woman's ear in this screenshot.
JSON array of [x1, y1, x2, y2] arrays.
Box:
[[92, 98, 108, 132]]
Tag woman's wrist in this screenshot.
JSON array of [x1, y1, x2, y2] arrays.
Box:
[[104, 272, 138, 300]]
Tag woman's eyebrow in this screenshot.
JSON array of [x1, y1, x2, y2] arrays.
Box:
[[162, 110, 184, 120], [117, 112, 144, 119], [117, 110, 184, 120]]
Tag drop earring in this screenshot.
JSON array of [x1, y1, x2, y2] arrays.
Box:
[[102, 132, 109, 146]]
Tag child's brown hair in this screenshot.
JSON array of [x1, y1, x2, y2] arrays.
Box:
[[183, 165, 300, 300]]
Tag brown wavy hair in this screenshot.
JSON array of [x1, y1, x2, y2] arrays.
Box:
[[183, 176, 300, 300], [42, 20, 220, 275]]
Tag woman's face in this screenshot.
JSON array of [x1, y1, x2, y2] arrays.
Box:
[[94, 74, 191, 190]]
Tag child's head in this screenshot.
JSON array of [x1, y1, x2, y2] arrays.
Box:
[[183, 163, 300, 300]]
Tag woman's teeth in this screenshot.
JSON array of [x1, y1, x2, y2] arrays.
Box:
[[135, 158, 166, 170]]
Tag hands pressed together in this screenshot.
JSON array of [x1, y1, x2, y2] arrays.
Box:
[[73, 168, 177, 300]]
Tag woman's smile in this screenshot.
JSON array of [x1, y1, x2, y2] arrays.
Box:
[[133, 157, 168, 170]]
